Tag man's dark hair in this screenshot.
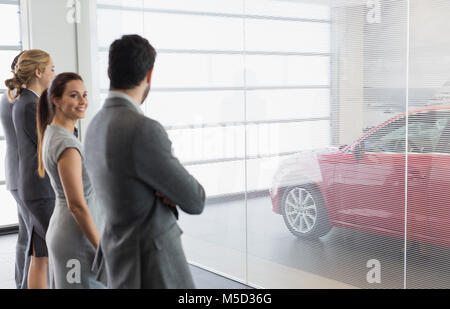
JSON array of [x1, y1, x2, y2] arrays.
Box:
[[108, 34, 157, 90]]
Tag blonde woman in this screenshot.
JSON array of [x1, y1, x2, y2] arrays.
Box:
[[6, 49, 56, 289]]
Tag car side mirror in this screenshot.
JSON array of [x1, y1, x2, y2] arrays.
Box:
[[354, 141, 365, 160]]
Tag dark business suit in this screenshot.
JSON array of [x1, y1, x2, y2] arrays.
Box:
[[0, 93, 30, 289], [12, 88, 55, 257], [85, 94, 205, 288]]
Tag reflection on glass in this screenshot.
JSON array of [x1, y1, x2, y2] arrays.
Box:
[[97, 8, 144, 47], [147, 91, 245, 126], [151, 54, 244, 88], [245, 19, 330, 53], [245, 55, 330, 87], [144, 13, 244, 51]]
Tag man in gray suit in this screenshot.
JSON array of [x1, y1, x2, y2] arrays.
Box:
[[85, 35, 205, 289], [0, 51, 30, 289]]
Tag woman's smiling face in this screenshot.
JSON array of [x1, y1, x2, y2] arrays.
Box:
[[54, 79, 88, 120]]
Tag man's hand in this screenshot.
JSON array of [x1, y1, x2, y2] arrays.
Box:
[[156, 192, 177, 207]]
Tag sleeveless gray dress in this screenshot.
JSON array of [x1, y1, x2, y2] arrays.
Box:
[[43, 125, 105, 289]]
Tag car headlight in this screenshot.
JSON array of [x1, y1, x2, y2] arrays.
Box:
[[271, 175, 281, 197]]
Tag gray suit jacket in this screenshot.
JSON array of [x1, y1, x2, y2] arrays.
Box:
[[0, 94, 19, 191], [12, 89, 55, 201], [84, 95, 205, 289]]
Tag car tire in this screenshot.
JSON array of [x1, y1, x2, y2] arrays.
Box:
[[281, 184, 331, 239]]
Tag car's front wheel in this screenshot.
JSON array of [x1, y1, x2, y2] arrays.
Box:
[[281, 185, 331, 239]]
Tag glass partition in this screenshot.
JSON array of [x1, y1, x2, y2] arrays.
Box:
[[406, 0, 450, 289]]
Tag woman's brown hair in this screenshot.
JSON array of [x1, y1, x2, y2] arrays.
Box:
[[5, 49, 50, 103], [5, 51, 26, 104], [37, 72, 83, 178]]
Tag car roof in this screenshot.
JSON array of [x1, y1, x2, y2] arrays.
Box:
[[344, 105, 450, 152], [375, 105, 450, 128]]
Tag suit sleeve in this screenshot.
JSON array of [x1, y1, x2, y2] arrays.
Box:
[[24, 100, 38, 146], [133, 118, 205, 215]]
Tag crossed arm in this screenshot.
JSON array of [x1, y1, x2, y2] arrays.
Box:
[[134, 119, 206, 215]]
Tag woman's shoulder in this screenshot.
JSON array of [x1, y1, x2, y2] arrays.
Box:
[[46, 126, 81, 154], [15, 90, 37, 110], [18, 89, 37, 102], [47, 126, 80, 143]]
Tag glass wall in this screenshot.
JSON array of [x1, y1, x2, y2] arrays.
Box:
[[259, 0, 410, 289], [0, 0, 22, 228]]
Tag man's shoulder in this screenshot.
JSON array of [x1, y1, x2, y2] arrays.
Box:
[[87, 105, 165, 134], [85, 105, 146, 139], [141, 115, 164, 128], [94, 105, 146, 131], [138, 116, 168, 139]]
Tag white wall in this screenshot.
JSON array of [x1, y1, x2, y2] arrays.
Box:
[[331, 0, 409, 144], [331, 4, 365, 146], [20, 0, 99, 140], [409, 0, 450, 90], [76, 0, 101, 140], [22, 0, 78, 73]]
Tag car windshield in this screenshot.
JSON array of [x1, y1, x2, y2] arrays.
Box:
[[359, 111, 450, 153]]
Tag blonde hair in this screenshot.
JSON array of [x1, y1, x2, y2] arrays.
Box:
[[4, 49, 51, 103]]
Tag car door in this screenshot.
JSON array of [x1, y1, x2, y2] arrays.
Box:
[[332, 117, 407, 233], [412, 111, 450, 245]]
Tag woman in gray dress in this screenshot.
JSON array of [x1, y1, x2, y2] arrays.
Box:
[[36, 73, 105, 288]]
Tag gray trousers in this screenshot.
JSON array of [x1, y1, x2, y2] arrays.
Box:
[[10, 190, 30, 289]]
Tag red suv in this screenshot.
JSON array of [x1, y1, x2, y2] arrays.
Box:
[[270, 106, 450, 248]]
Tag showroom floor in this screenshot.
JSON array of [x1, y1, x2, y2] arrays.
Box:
[[180, 196, 450, 289], [0, 234, 250, 289]]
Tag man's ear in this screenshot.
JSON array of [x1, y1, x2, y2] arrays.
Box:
[[146, 68, 153, 84], [107, 68, 111, 79]]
